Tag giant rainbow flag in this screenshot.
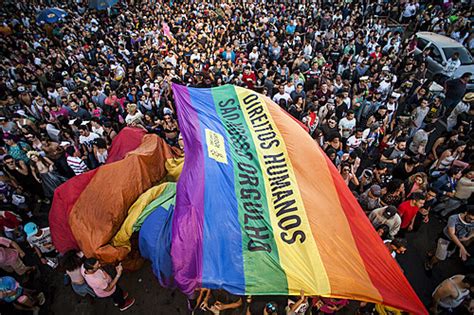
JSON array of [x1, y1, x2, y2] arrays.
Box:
[[171, 84, 426, 314]]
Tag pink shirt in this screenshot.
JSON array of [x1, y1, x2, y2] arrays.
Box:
[[50, 107, 69, 119], [81, 265, 116, 297], [0, 237, 18, 267]]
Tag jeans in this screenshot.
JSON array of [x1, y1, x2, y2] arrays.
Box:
[[432, 198, 465, 217], [71, 282, 96, 297]]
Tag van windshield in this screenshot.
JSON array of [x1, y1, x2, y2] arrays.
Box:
[[443, 47, 474, 65]]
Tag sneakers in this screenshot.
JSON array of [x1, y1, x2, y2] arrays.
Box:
[[119, 297, 135, 311], [114, 292, 129, 306]]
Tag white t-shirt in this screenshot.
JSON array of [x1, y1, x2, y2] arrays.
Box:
[[92, 126, 104, 136], [346, 135, 363, 150], [249, 51, 259, 63], [402, 3, 417, 17], [284, 84, 295, 95], [164, 55, 177, 67], [190, 53, 200, 62], [443, 58, 461, 77], [79, 132, 100, 147], [28, 227, 55, 254], [273, 93, 292, 105], [125, 111, 144, 125], [338, 117, 356, 138], [46, 124, 61, 142]]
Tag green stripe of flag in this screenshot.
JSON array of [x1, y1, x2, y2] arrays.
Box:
[[211, 85, 288, 293]]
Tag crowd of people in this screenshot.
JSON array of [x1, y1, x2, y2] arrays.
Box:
[[0, 0, 473, 314]]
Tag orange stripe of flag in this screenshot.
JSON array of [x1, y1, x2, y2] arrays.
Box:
[[266, 100, 382, 299]]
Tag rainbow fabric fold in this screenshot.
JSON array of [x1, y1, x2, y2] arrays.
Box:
[[171, 84, 426, 314]]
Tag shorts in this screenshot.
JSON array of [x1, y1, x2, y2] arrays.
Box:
[[435, 235, 456, 261]]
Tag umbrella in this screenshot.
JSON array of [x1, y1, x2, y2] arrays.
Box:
[[36, 8, 68, 24], [88, 0, 119, 11]]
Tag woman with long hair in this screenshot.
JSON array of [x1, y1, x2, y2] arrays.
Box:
[[340, 162, 360, 187], [431, 141, 467, 177], [424, 130, 459, 167], [60, 250, 95, 298], [160, 114, 180, 146], [27, 151, 67, 199], [381, 179, 405, 207], [405, 172, 428, 197]]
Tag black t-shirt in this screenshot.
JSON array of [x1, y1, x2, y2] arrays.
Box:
[[445, 78, 466, 102], [391, 163, 422, 181], [335, 102, 348, 120]]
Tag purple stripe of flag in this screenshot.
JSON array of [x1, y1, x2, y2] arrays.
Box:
[[171, 84, 205, 295]]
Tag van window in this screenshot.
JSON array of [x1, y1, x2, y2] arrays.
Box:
[[416, 38, 429, 51], [430, 46, 443, 64]]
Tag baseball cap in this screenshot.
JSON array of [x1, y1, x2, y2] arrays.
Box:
[[24, 222, 38, 237], [383, 206, 397, 219], [370, 185, 382, 197]]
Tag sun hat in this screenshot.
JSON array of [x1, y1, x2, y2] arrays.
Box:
[[463, 92, 474, 103], [26, 150, 40, 159]]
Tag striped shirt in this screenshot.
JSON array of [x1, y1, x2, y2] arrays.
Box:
[[66, 156, 88, 175]]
